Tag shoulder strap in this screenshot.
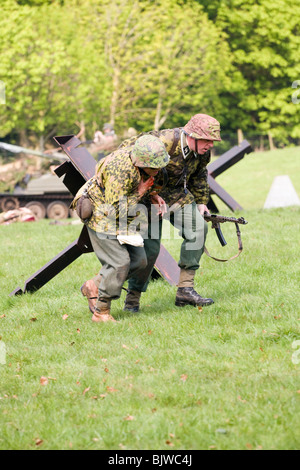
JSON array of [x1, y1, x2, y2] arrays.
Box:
[[169, 128, 180, 156], [204, 223, 243, 262]]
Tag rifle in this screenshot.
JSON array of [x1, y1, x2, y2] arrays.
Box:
[[203, 212, 248, 262]]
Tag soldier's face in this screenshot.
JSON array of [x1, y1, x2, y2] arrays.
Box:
[[143, 167, 159, 176], [186, 136, 214, 154]]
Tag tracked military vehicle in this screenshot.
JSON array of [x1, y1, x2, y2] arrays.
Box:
[[0, 173, 74, 219]]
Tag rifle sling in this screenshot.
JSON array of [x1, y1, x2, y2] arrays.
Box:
[[204, 223, 243, 262]]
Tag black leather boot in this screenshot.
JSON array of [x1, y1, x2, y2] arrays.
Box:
[[124, 290, 141, 313], [175, 287, 214, 307]]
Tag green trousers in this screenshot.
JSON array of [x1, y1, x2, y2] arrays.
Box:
[[128, 202, 208, 292], [87, 227, 150, 300]]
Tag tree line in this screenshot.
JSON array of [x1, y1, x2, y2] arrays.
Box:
[[1, 0, 299, 152]]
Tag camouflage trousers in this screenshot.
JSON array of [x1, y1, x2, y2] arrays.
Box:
[[87, 227, 149, 301], [128, 202, 208, 292]]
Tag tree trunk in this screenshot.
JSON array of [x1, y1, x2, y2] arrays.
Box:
[[259, 135, 264, 151], [110, 68, 120, 127], [19, 129, 30, 148], [39, 135, 45, 153], [36, 135, 44, 170], [237, 128, 244, 145], [75, 121, 86, 141], [268, 132, 275, 151], [154, 98, 162, 131]]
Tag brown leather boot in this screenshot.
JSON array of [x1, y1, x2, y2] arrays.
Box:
[[80, 279, 99, 313], [123, 290, 141, 313], [92, 299, 116, 323], [175, 269, 214, 307]]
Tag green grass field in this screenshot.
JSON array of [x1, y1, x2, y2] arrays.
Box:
[[0, 146, 299, 450]]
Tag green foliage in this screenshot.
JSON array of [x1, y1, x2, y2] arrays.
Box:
[[0, 0, 300, 146], [214, 0, 300, 138], [75, 0, 233, 132], [0, 0, 109, 142]]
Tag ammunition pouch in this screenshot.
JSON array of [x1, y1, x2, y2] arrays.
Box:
[[76, 195, 93, 220]]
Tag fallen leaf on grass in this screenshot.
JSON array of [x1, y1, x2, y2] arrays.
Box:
[[122, 344, 130, 350], [124, 415, 134, 421], [77, 328, 80, 334], [83, 387, 90, 395], [0, 314, 6, 318], [35, 438, 43, 446], [237, 395, 247, 403], [40, 376, 48, 386], [166, 440, 174, 447], [30, 317, 37, 322], [62, 314, 69, 320], [180, 374, 188, 382], [106, 386, 118, 393]]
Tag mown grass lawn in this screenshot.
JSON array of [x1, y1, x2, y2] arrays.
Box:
[[0, 146, 299, 450]]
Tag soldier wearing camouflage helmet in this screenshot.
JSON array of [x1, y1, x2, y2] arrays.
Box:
[[70, 135, 169, 322], [81, 113, 222, 313]]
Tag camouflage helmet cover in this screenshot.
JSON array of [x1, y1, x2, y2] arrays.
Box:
[[183, 114, 221, 141], [131, 135, 170, 169], [103, 122, 114, 130]]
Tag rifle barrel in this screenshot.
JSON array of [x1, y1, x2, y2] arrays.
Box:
[[204, 214, 248, 225]]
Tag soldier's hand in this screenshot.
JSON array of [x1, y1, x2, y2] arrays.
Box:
[[197, 204, 210, 216], [150, 193, 167, 216], [137, 176, 154, 196]]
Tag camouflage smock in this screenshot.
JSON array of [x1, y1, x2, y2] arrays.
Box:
[[119, 128, 211, 209], [70, 147, 152, 235]]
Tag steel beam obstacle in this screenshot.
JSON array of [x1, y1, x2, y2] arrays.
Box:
[[207, 139, 252, 212], [10, 136, 252, 296]]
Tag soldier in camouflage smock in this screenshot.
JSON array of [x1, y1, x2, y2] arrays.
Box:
[[72, 135, 169, 323], [81, 114, 222, 313]]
